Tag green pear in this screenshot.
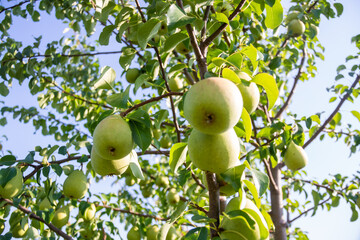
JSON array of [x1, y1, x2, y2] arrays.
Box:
[[83, 203, 96, 221], [283, 140, 308, 171], [79, 223, 96, 239], [52, 205, 70, 228], [225, 196, 242, 213], [62, 164, 74, 175], [24, 226, 40, 239], [166, 226, 178, 240], [11, 222, 29, 238], [125, 176, 137, 186], [287, 19, 305, 37], [91, 147, 130, 176], [188, 128, 240, 174], [236, 72, 260, 114], [126, 68, 140, 83], [93, 115, 134, 160], [0, 167, 23, 199], [155, 176, 169, 188], [127, 226, 141, 240], [39, 197, 53, 210], [168, 76, 183, 92], [284, 11, 300, 25], [183, 77, 243, 134], [152, 128, 162, 140], [141, 186, 155, 198], [146, 225, 159, 240], [160, 134, 172, 149], [63, 170, 88, 199], [175, 41, 191, 54], [166, 188, 180, 206], [0, 220, 4, 234], [158, 21, 168, 35]]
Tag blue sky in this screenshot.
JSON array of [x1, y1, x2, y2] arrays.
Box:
[[1, 0, 360, 239]]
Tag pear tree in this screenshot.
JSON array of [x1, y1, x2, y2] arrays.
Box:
[[0, 0, 360, 240]]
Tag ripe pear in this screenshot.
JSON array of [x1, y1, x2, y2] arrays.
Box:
[[236, 72, 260, 114], [0, 167, 23, 199], [166, 188, 180, 206], [184, 77, 243, 134], [287, 19, 305, 37], [168, 76, 183, 92], [160, 134, 172, 149], [175, 41, 190, 54], [146, 225, 160, 240], [52, 205, 70, 228], [93, 115, 134, 160], [127, 226, 141, 240], [283, 140, 308, 171], [188, 128, 240, 174], [91, 147, 130, 176], [83, 203, 96, 221], [126, 68, 140, 83], [63, 170, 88, 199]]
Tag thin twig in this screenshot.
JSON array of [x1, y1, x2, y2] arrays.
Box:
[[289, 197, 331, 223], [1, 198, 73, 240], [134, 0, 146, 23], [263, 158, 278, 191], [0, 0, 33, 14], [274, 47, 306, 119], [303, 75, 360, 148]]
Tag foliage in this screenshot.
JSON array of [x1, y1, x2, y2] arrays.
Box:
[[0, 0, 359, 239]]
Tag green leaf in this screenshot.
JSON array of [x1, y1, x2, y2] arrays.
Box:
[[241, 108, 252, 142], [106, 85, 130, 108], [119, 47, 137, 70], [311, 190, 320, 216], [241, 45, 259, 70], [137, 18, 161, 49], [127, 110, 151, 128], [169, 201, 188, 222], [167, 4, 195, 31], [215, 12, 229, 24], [129, 120, 152, 152], [264, 0, 283, 29], [226, 52, 243, 70], [329, 96, 337, 103], [159, 223, 172, 240], [333, 3, 343, 17], [95, 0, 116, 23], [222, 68, 241, 84], [163, 32, 188, 53], [0, 167, 17, 188], [252, 73, 279, 109], [169, 143, 188, 173], [350, 203, 358, 222], [0, 155, 16, 166], [0, 82, 9, 97], [134, 74, 151, 94], [251, 168, 269, 196], [129, 150, 144, 180], [351, 110, 360, 122], [99, 25, 116, 46], [243, 179, 260, 207]]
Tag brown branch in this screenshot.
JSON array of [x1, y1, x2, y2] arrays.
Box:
[[154, 47, 182, 143], [0, 0, 33, 14], [274, 37, 290, 58], [134, 0, 146, 23], [206, 171, 220, 238], [201, 6, 212, 41], [274, 47, 306, 119], [303, 75, 360, 148], [180, 196, 208, 214], [289, 196, 331, 223], [121, 92, 183, 117], [202, 0, 247, 48], [263, 158, 278, 192], [306, 0, 319, 13], [1, 198, 73, 240]]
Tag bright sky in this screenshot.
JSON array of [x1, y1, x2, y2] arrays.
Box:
[[0, 0, 360, 239]]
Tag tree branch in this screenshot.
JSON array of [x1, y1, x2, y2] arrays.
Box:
[[304, 75, 360, 148], [206, 171, 220, 238], [274, 47, 306, 119], [0, 0, 34, 14], [1, 198, 73, 240], [202, 0, 247, 48], [289, 196, 331, 223]]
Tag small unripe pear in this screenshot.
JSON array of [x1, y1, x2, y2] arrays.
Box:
[[168, 76, 183, 92], [83, 203, 96, 221], [127, 226, 141, 240], [166, 188, 180, 206], [52, 205, 70, 228], [63, 170, 88, 199], [126, 68, 140, 83], [283, 140, 308, 171], [287, 19, 305, 37]]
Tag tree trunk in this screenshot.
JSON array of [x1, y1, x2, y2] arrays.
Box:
[[270, 164, 287, 240], [206, 171, 220, 238]]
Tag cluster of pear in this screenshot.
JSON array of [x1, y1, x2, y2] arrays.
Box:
[[285, 11, 319, 37], [219, 197, 269, 240], [184, 74, 260, 174], [127, 224, 178, 240], [90, 115, 134, 176]]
